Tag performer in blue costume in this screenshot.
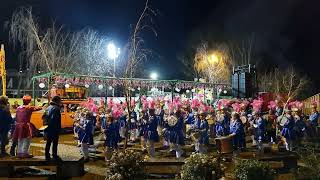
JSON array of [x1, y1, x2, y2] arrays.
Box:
[[308, 104, 319, 137], [138, 109, 148, 152], [215, 108, 230, 137], [275, 100, 283, 117], [163, 110, 185, 158], [184, 106, 195, 139], [191, 111, 209, 153], [252, 112, 266, 144], [101, 114, 119, 161], [143, 108, 159, 158], [292, 108, 306, 149], [77, 112, 94, 162], [281, 109, 296, 151], [118, 112, 127, 139], [229, 112, 246, 150], [129, 111, 139, 142]]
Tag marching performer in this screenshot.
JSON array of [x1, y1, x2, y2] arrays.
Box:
[[191, 111, 209, 153], [215, 108, 230, 137], [292, 107, 306, 148], [101, 114, 119, 161], [13, 95, 41, 158], [275, 100, 283, 117], [251, 111, 266, 145], [229, 112, 246, 150], [143, 107, 160, 158], [129, 111, 139, 142], [281, 109, 296, 151], [77, 112, 94, 162], [308, 102, 319, 137], [118, 111, 127, 139], [265, 109, 277, 143], [163, 110, 185, 158]]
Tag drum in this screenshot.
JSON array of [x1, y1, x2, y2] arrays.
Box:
[[215, 135, 234, 154], [277, 115, 288, 126], [191, 130, 201, 141], [167, 115, 178, 127], [240, 116, 247, 124]]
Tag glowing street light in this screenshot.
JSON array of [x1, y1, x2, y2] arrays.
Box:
[[107, 42, 120, 96], [208, 53, 219, 64], [150, 72, 158, 80]]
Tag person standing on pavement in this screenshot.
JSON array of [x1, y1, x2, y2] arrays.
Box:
[[13, 95, 41, 158], [0, 96, 13, 157], [44, 96, 62, 161]]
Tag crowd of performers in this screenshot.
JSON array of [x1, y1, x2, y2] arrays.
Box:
[[0, 95, 318, 161], [73, 96, 320, 161]]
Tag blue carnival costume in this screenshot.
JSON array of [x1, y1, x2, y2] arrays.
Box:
[[309, 112, 319, 126], [143, 115, 159, 142], [275, 107, 283, 117], [101, 119, 119, 149], [215, 114, 230, 137], [230, 118, 246, 149], [164, 116, 184, 145], [293, 116, 306, 138], [118, 115, 127, 139], [254, 117, 266, 142]]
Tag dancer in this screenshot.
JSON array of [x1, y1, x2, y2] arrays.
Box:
[[229, 112, 246, 150], [163, 110, 184, 158], [215, 108, 230, 137], [143, 107, 159, 158], [281, 109, 296, 151], [191, 111, 209, 153], [101, 114, 119, 161]]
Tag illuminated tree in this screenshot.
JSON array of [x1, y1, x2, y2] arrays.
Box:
[[193, 43, 231, 83]]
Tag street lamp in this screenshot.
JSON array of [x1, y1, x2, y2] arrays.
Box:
[[107, 42, 120, 96], [208, 53, 219, 64], [150, 72, 158, 80]]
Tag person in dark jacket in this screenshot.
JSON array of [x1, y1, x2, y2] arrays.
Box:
[[44, 96, 62, 161], [0, 96, 13, 157]]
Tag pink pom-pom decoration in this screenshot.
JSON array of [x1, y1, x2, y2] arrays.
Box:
[[268, 101, 277, 110]]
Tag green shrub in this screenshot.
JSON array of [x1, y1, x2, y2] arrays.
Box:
[[106, 150, 145, 180], [235, 159, 274, 180], [179, 153, 223, 180]]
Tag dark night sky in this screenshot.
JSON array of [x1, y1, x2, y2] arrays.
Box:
[[1, 0, 320, 88]]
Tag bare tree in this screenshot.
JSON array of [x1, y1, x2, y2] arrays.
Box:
[[7, 7, 113, 79], [258, 65, 309, 102], [120, 0, 157, 148], [229, 37, 254, 66]]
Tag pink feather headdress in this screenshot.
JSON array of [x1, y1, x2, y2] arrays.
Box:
[[268, 101, 277, 110], [251, 98, 264, 113], [232, 102, 241, 113]]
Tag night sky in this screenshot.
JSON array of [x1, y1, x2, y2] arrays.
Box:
[[1, 0, 320, 88]]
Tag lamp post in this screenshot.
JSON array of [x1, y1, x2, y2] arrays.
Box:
[[107, 42, 120, 97]]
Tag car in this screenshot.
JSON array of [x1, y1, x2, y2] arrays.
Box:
[[30, 100, 84, 130]]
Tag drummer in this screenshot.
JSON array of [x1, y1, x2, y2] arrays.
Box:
[[265, 109, 277, 143], [215, 107, 230, 137], [251, 111, 266, 145], [281, 109, 296, 151], [163, 110, 185, 158], [229, 112, 246, 150], [292, 107, 306, 148], [308, 103, 319, 137], [191, 111, 209, 153]]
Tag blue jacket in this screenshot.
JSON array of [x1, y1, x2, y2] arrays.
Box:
[[102, 119, 119, 148], [193, 118, 209, 145], [281, 115, 296, 140], [45, 103, 61, 137], [185, 113, 195, 124], [164, 116, 184, 145], [309, 112, 319, 126], [215, 114, 230, 137], [143, 115, 159, 142], [0, 108, 13, 132], [230, 119, 245, 148], [254, 117, 266, 140]]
